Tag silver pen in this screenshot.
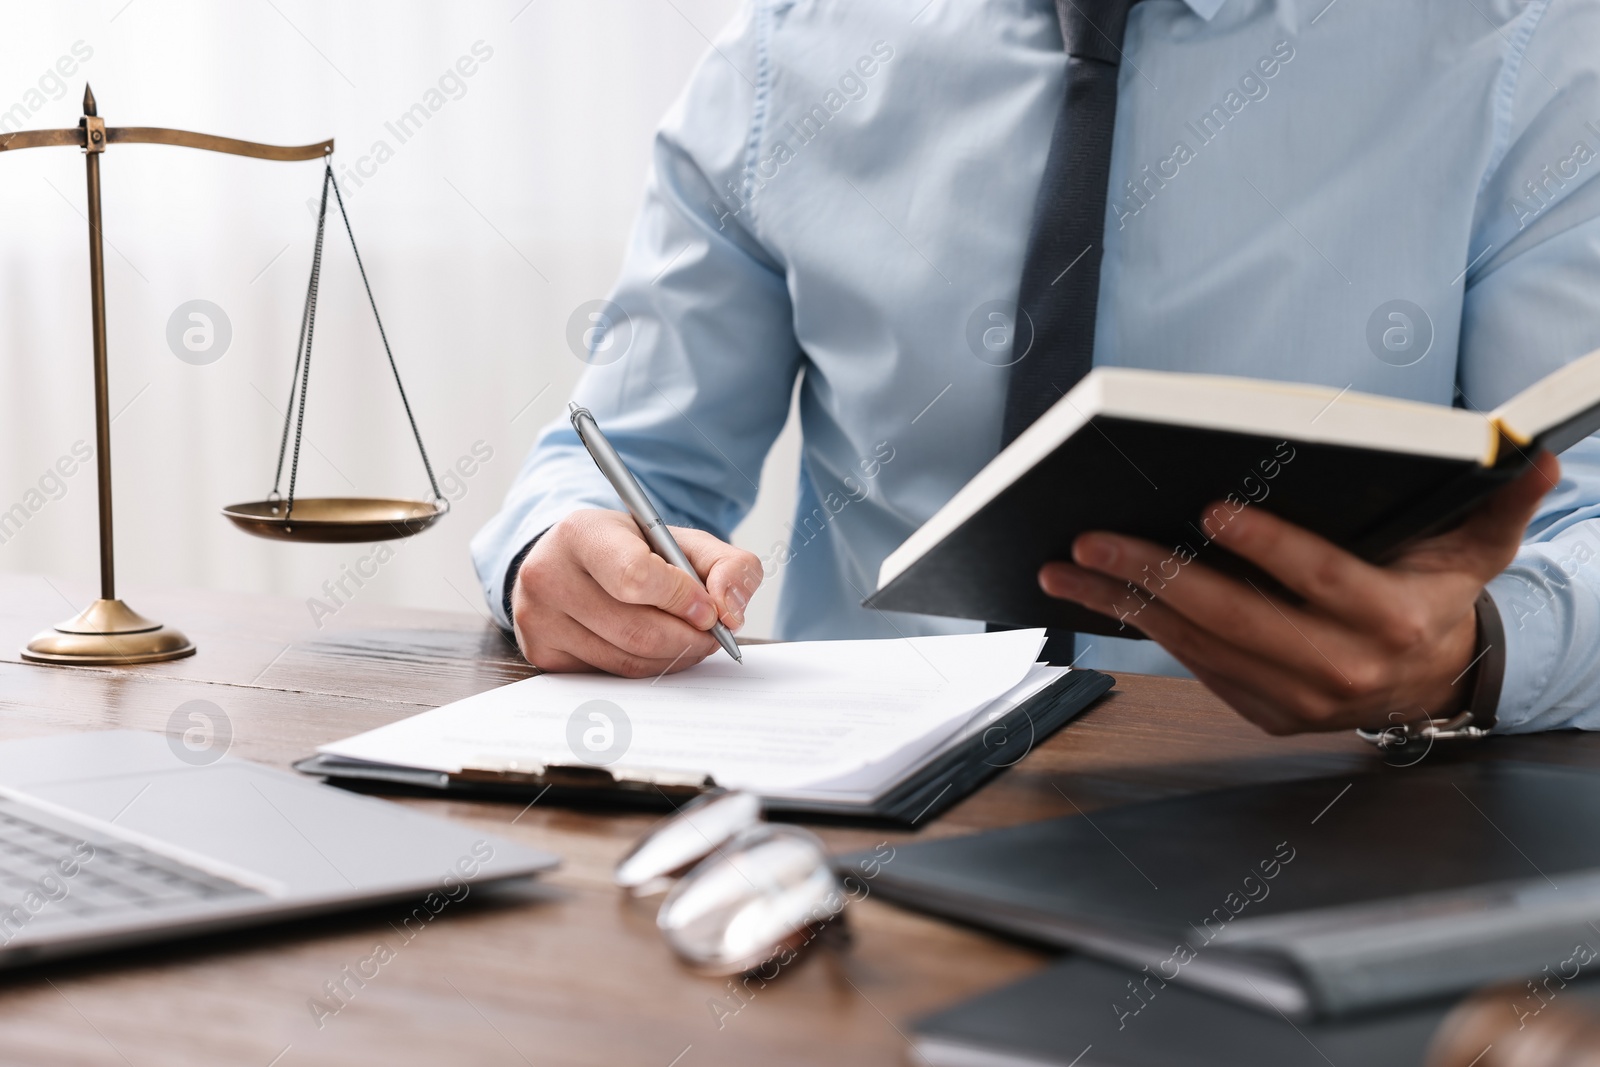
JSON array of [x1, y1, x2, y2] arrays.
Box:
[[568, 403, 742, 664]]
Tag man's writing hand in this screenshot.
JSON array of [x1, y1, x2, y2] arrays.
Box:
[[511, 509, 762, 678]]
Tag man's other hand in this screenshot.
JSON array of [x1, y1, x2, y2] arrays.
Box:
[[1038, 452, 1560, 734], [511, 509, 763, 678]]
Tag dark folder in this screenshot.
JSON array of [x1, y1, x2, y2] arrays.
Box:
[[839, 761, 1600, 1015], [911, 956, 1452, 1067], [913, 956, 1600, 1067]]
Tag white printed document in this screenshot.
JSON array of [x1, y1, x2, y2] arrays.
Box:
[[317, 629, 1058, 802]]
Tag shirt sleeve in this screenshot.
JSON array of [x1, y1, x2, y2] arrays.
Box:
[[471, 1, 803, 629], [1458, 0, 1600, 731]]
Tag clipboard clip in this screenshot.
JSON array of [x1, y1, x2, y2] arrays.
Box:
[[451, 757, 716, 800]]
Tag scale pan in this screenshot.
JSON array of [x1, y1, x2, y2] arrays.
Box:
[[221, 497, 444, 543]]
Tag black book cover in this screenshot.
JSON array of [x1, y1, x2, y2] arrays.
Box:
[[866, 417, 1517, 637]]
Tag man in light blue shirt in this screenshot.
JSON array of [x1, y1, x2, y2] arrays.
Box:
[[474, 0, 1600, 734]]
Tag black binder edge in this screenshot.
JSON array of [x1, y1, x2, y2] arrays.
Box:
[[292, 668, 1115, 827], [765, 667, 1114, 825]]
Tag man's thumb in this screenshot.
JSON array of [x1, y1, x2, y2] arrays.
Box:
[[1459, 449, 1560, 570]]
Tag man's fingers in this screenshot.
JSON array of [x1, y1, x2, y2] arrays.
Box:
[[1033, 451, 1561, 736], [673, 527, 763, 629], [1057, 536, 1369, 685], [565, 567, 720, 662], [570, 521, 720, 630], [1040, 561, 1360, 728], [515, 538, 718, 670], [540, 610, 711, 678], [1198, 505, 1393, 626]]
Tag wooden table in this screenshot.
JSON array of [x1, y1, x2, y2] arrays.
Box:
[[0, 572, 1594, 1066]]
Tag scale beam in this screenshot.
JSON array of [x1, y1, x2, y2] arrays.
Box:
[[0, 129, 85, 152], [2, 126, 331, 161], [7, 84, 332, 667], [108, 128, 333, 161]]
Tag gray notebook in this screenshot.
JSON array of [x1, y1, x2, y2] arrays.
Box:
[[839, 761, 1600, 1019], [912, 956, 1449, 1067]]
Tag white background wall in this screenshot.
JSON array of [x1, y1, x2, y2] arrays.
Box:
[[0, 0, 802, 637]]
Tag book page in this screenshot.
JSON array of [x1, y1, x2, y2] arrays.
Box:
[[1490, 346, 1600, 452], [318, 629, 1048, 793]]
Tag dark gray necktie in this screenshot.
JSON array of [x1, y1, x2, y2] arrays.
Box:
[[1000, 0, 1146, 446], [992, 0, 1146, 663]]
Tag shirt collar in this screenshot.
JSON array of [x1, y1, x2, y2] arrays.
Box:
[[1180, 0, 1227, 19]]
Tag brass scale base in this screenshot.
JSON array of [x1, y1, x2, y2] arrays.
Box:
[[8, 87, 441, 667], [22, 600, 195, 667]]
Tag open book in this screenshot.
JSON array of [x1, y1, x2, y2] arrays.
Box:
[[867, 349, 1600, 636], [296, 630, 1113, 824]]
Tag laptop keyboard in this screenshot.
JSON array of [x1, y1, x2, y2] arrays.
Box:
[[0, 799, 263, 938]]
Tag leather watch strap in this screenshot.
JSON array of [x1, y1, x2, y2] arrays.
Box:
[[1465, 588, 1505, 733]]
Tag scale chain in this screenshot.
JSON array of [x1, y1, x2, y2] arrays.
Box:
[[271, 177, 321, 506], [327, 170, 446, 507], [271, 163, 446, 523], [280, 165, 332, 524]]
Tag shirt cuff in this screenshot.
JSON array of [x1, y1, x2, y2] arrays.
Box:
[[501, 530, 548, 632], [1484, 567, 1564, 733]]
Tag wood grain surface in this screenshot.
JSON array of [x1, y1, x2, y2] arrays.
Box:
[[0, 572, 1592, 1066]]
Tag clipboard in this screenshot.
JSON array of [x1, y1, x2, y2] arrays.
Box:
[[293, 668, 1114, 827]]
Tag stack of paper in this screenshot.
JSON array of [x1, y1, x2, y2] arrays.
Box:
[[316, 629, 1058, 805]]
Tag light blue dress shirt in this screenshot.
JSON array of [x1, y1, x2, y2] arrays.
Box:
[[475, 0, 1600, 733]]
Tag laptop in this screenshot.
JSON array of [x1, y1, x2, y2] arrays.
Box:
[[0, 730, 559, 967]]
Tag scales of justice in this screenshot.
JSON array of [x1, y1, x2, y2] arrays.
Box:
[[2, 86, 447, 667]]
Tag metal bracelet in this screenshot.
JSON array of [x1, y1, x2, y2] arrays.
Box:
[[1356, 711, 1490, 750]]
